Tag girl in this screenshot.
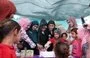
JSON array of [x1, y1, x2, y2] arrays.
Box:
[[54, 41, 69, 58], [71, 28, 82, 58], [0, 20, 21, 58], [60, 33, 68, 44], [45, 29, 61, 50]]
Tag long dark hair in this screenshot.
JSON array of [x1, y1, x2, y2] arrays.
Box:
[[0, 20, 21, 42]]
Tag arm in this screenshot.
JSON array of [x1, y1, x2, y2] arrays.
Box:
[[21, 29, 36, 48], [44, 41, 51, 50]]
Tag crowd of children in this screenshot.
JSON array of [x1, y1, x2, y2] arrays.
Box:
[[0, 0, 90, 58]]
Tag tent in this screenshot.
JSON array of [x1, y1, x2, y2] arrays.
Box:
[[12, 0, 90, 21]]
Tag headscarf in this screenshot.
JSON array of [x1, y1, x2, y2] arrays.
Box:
[[0, 0, 16, 22], [67, 16, 77, 33], [40, 19, 47, 26], [18, 17, 31, 30], [48, 20, 55, 26], [12, 15, 31, 30]]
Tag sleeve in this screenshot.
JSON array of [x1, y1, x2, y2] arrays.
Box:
[[72, 40, 81, 54], [49, 38, 54, 43], [21, 29, 36, 48], [38, 31, 41, 44]]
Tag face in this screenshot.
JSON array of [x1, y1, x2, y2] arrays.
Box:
[[24, 22, 31, 30], [54, 33, 60, 39], [84, 19, 90, 30], [62, 34, 67, 39], [32, 25, 39, 31], [48, 24, 55, 31], [67, 20, 74, 27], [14, 29, 21, 43], [71, 31, 77, 38], [41, 26, 47, 31]]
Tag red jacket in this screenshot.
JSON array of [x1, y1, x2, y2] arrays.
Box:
[[0, 44, 17, 58]]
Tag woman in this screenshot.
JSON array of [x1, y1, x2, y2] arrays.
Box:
[[67, 16, 77, 33], [0, 0, 16, 22], [26, 20, 39, 55], [47, 20, 57, 51], [0, 20, 21, 58], [13, 17, 36, 49], [37, 19, 48, 51], [77, 18, 90, 58]]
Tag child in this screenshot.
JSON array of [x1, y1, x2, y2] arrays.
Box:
[[0, 20, 21, 58], [45, 29, 61, 50], [60, 33, 68, 44], [54, 41, 69, 58], [71, 28, 82, 58]]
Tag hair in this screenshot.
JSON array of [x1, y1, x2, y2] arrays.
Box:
[[71, 28, 78, 34], [60, 33, 68, 38], [54, 41, 69, 58], [0, 20, 21, 42]]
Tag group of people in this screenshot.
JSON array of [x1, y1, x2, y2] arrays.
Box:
[[0, 0, 90, 58]]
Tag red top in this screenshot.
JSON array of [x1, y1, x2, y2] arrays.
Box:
[[71, 39, 82, 57], [60, 38, 68, 44], [49, 38, 56, 45], [49, 38, 60, 47], [0, 44, 17, 58]]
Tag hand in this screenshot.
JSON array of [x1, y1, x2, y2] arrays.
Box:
[[44, 44, 50, 50], [37, 44, 43, 50], [17, 43, 23, 49]]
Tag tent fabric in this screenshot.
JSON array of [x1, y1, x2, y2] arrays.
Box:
[[12, 0, 90, 20]]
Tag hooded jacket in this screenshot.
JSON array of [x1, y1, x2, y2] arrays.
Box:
[[38, 19, 48, 46], [27, 21, 39, 44]]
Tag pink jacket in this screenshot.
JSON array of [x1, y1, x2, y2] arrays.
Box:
[[72, 39, 82, 57], [78, 28, 90, 58]]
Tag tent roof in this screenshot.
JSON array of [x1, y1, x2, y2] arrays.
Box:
[[12, 0, 90, 21]]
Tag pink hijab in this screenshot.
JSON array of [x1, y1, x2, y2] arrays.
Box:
[[67, 16, 77, 33], [18, 17, 31, 30]]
